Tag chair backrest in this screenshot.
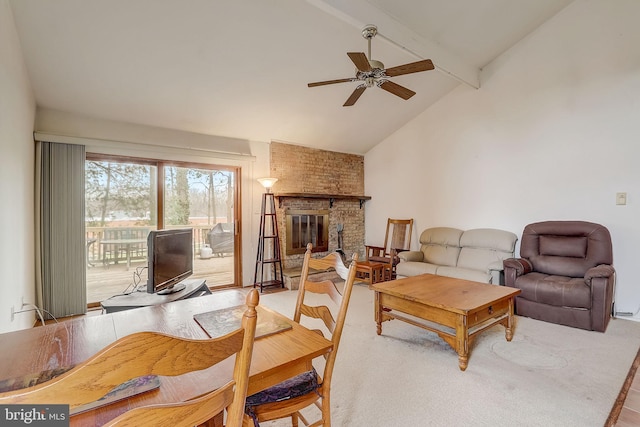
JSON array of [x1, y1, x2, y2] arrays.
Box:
[[103, 227, 150, 240], [520, 221, 613, 278], [384, 218, 414, 254], [294, 244, 358, 391], [0, 290, 260, 427]]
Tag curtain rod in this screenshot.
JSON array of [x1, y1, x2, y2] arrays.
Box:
[[34, 132, 257, 162]]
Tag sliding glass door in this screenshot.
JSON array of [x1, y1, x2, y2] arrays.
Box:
[[85, 155, 239, 307], [162, 165, 236, 288]]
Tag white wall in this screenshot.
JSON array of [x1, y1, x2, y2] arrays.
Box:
[[365, 0, 640, 314], [35, 108, 272, 292], [0, 0, 36, 333]]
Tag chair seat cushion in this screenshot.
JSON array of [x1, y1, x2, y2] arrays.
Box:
[[515, 272, 590, 308], [245, 368, 320, 426], [245, 367, 319, 407]]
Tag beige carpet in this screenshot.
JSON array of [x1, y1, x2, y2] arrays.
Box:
[[257, 283, 640, 427]]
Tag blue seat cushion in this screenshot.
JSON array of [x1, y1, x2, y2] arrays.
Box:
[[245, 368, 320, 426]]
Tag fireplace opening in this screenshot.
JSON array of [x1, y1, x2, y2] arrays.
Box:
[[285, 209, 329, 255]]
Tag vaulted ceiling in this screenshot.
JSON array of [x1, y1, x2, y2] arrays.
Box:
[[9, 0, 574, 154]]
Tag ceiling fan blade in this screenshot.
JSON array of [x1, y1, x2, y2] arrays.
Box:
[[347, 52, 371, 72], [379, 80, 416, 100], [384, 59, 434, 77], [343, 85, 366, 107], [308, 78, 354, 87]]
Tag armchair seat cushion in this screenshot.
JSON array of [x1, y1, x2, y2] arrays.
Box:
[[516, 272, 591, 309]]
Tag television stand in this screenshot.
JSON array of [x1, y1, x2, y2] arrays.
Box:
[[157, 283, 186, 295], [101, 278, 211, 314]]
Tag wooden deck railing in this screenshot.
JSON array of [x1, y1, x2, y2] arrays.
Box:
[[86, 225, 217, 266]]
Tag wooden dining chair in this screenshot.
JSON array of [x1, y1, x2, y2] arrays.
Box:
[[0, 289, 260, 427], [365, 218, 413, 280], [243, 243, 358, 427]]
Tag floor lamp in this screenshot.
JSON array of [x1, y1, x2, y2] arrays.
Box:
[[253, 178, 284, 292]]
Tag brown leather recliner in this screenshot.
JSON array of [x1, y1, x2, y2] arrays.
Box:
[[504, 221, 615, 332]]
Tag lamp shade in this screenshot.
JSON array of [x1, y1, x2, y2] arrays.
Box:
[[257, 177, 278, 189]]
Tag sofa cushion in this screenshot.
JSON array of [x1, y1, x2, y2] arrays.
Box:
[[457, 229, 518, 273], [514, 272, 591, 309], [436, 266, 491, 283], [397, 251, 424, 263], [419, 227, 463, 246], [460, 228, 518, 253], [419, 227, 463, 267], [396, 261, 438, 277]]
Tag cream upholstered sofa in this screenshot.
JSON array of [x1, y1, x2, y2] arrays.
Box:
[[396, 227, 518, 284]]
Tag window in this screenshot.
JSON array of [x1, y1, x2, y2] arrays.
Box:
[[85, 154, 240, 306]]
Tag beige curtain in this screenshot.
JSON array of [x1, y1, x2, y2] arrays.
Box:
[[35, 141, 86, 318]]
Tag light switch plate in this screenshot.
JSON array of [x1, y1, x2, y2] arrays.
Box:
[[616, 192, 627, 205]]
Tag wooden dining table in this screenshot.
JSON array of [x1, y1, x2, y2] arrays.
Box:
[[0, 289, 333, 426], [99, 238, 147, 270]]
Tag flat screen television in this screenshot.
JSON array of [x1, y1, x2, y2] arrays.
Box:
[[147, 228, 193, 294]]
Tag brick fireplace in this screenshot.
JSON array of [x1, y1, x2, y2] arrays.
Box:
[[269, 142, 368, 270]]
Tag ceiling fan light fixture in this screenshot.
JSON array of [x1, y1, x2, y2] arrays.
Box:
[[307, 24, 434, 106]]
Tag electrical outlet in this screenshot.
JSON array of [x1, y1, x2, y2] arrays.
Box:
[[11, 305, 15, 322]]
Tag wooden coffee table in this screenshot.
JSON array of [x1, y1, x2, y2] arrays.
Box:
[[370, 273, 521, 371]]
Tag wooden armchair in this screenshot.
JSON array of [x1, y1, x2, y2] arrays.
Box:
[[243, 243, 358, 427], [0, 290, 260, 427], [365, 218, 414, 280]]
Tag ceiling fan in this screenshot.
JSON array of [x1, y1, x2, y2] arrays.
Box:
[[308, 25, 435, 107]]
